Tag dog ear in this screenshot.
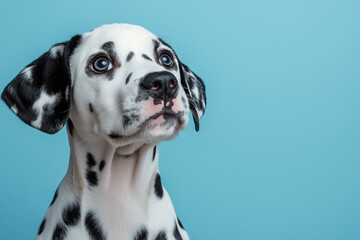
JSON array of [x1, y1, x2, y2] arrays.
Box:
[[179, 63, 207, 131], [1, 35, 81, 134]]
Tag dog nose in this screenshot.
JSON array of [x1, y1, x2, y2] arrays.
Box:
[[141, 71, 178, 100]]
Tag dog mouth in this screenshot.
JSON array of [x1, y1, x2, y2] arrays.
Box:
[[109, 108, 184, 139], [147, 108, 179, 121]]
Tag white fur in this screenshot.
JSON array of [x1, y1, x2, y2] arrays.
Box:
[[21, 66, 34, 82], [11, 105, 18, 114], [50, 44, 65, 58], [31, 91, 58, 128]]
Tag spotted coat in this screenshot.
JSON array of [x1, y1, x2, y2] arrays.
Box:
[[1, 23, 206, 240]]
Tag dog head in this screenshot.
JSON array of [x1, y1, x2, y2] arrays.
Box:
[[2, 24, 206, 145]]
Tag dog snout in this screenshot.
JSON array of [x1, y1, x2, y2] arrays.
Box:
[[141, 71, 178, 101]]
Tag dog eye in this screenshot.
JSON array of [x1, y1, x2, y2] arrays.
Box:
[[159, 53, 173, 67], [92, 57, 113, 73]]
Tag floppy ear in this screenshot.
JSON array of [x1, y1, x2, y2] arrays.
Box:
[[1, 35, 81, 134], [179, 63, 207, 131]]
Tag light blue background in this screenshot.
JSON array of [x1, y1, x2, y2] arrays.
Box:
[[1, 0, 359, 239]]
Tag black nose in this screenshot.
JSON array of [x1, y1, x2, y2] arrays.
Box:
[[141, 71, 178, 101]]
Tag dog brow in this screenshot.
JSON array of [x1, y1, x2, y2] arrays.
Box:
[[101, 42, 118, 62], [101, 41, 114, 52], [153, 39, 160, 56], [101, 41, 121, 68]]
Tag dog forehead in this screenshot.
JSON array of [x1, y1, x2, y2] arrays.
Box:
[[83, 23, 157, 52]]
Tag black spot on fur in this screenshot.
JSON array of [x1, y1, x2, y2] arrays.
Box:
[[87, 153, 96, 168], [38, 218, 46, 235], [125, 72, 133, 84], [142, 54, 152, 61], [86, 170, 98, 186], [50, 188, 58, 206], [67, 119, 74, 136], [85, 211, 107, 240], [131, 114, 140, 122], [89, 103, 94, 112], [155, 231, 167, 240], [181, 96, 186, 104], [154, 173, 163, 198], [123, 115, 131, 128], [177, 217, 185, 230], [52, 223, 67, 240], [173, 221, 183, 240], [152, 146, 157, 162], [134, 227, 148, 240], [62, 201, 81, 226], [126, 51, 134, 62], [99, 160, 105, 171]]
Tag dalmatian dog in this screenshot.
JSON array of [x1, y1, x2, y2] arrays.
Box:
[[1, 24, 206, 240]]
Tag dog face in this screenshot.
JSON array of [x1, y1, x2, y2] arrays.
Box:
[[1, 24, 206, 144]]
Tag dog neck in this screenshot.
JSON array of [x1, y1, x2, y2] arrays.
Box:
[[66, 122, 158, 195], [63, 122, 159, 233]]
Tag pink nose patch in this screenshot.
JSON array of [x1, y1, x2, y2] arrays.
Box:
[[143, 95, 183, 122], [170, 95, 182, 113], [143, 97, 164, 118]]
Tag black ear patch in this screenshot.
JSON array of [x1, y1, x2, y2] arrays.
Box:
[[179, 63, 206, 131], [1, 35, 82, 134]]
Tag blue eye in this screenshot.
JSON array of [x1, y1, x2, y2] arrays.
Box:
[[159, 53, 173, 67], [92, 57, 113, 73]]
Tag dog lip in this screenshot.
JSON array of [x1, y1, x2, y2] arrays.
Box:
[[150, 108, 177, 119], [109, 133, 123, 139], [108, 109, 180, 140]]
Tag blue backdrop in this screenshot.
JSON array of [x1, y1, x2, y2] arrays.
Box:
[[1, 0, 359, 239]]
